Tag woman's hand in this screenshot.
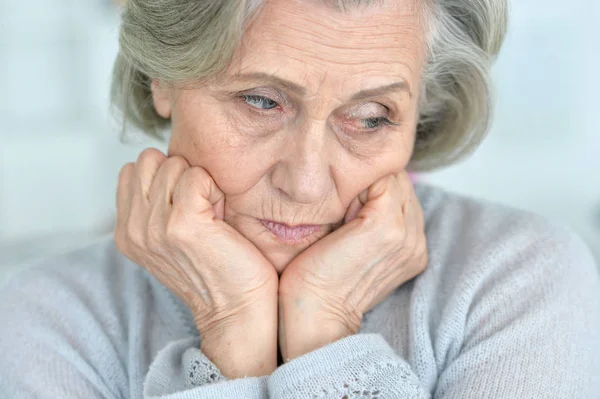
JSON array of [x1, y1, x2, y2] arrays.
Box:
[[277, 170, 428, 362], [115, 148, 279, 377]]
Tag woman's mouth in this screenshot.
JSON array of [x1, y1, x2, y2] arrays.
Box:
[[260, 219, 324, 245]]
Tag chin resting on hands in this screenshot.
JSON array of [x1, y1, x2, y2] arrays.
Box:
[[114, 149, 427, 372]]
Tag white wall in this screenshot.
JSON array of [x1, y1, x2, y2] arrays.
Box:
[[418, 0, 600, 262], [1, 0, 598, 284]]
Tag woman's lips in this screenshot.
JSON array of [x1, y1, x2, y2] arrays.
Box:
[[260, 219, 323, 245]]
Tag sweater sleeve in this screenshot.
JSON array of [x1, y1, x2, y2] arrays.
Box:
[[143, 336, 268, 399], [267, 227, 600, 398], [431, 226, 600, 398], [0, 265, 127, 399], [268, 333, 430, 398], [0, 256, 268, 399]]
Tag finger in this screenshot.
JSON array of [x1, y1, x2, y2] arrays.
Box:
[[395, 172, 419, 240], [355, 172, 404, 221], [398, 176, 426, 262], [412, 185, 425, 235], [116, 163, 135, 245], [365, 174, 392, 203], [398, 171, 424, 236], [147, 156, 190, 237], [172, 167, 225, 221], [127, 149, 165, 250], [116, 163, 134, 222], [134, 148, 167, 201], [350, 176, 390, 223], [148, 156, 190, 206], [358, 187, 369, 206], [344, 195, 363, 224], [369, 169, 412, 209], [411, 188, 427, 262], [403, 188, 419, 244], [115, 159, 149, 252]]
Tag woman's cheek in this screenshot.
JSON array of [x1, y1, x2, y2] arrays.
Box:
[[205, 139, 280, 196], [211, 161, 266, 195], [333, 150, 405, 205]]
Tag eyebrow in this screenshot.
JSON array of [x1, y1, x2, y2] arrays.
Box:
[[227, 72, 412, 100]]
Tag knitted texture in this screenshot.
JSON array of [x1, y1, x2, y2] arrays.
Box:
[[0, 182, 599, 398], [185, 349, 226, 388], [268, 334, 431, 398]]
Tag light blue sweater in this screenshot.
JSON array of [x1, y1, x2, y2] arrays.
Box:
[[1, 182, 599, 398]]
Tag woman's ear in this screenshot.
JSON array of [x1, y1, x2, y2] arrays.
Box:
[[150, 79, 172, 118]]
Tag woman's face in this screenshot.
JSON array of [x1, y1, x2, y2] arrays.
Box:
[[153, 0, 426, 273]]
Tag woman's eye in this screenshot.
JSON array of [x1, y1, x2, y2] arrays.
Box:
[[360, 116, 396, 130], [242, 95, 278, 110]]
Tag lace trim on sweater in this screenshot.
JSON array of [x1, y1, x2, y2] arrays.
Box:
[[305, 360, 427, 398], [187, 357, 226, 387]]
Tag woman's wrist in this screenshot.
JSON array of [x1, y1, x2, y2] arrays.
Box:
[[278, 298, 353, 363], [199, 304, 278, 378], [201, 329, 277, 378]]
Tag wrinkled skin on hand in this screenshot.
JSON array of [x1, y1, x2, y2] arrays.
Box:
[[278, 170, 428, 362], [115, 149, 279, 339]]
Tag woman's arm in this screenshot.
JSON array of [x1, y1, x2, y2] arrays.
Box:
[[143, 337, 268, 398], [144, 307, 275, 398], [432, 227, 600, 398], [0, 244, 271, 399], [0, 265, 127, 398], [269, 333, 430, 398]]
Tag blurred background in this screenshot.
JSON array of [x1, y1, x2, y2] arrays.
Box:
[[0, 0, 599, 285]]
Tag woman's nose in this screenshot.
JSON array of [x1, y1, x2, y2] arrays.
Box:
[[271, 127, 333, 205]]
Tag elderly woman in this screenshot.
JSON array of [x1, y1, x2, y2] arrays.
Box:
[[1, 0, 599, 397]]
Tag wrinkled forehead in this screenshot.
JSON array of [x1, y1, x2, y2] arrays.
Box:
[[222, 0, 426, 94]]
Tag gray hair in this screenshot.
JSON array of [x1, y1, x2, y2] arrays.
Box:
[[111, 0, 507, 172]]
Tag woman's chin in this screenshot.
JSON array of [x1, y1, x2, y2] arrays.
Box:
[[251, 231, 318, 275], [262, 249, 299, 275], [226, 214, 333, 275]]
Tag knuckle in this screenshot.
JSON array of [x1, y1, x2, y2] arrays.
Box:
[[136, 148, 166, 171], [180, 166, 209, 186], [165, 155, 191, 171], [118, 163, 134, 182], [173, 167, 212, 201], [156, 157, 190, 185], [138, 148, 166, 164]]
